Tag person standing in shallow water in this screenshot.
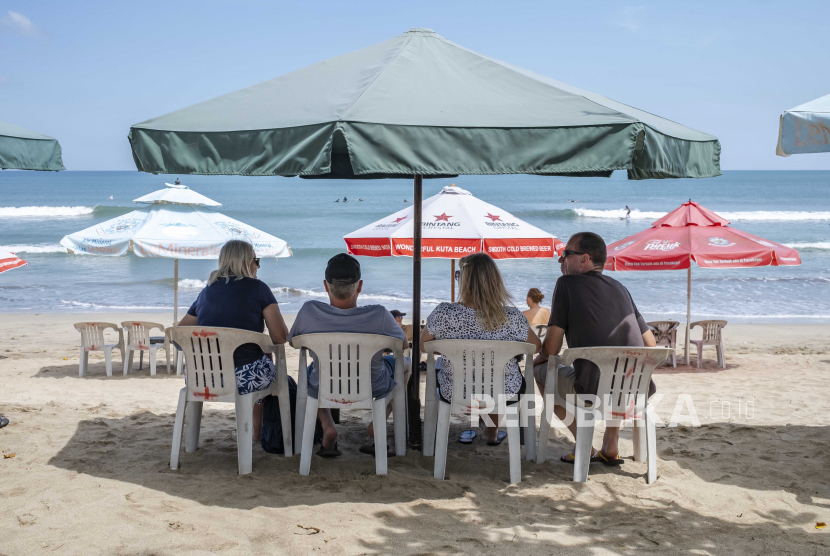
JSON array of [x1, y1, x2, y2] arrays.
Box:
[[523, 288, 550, 326]]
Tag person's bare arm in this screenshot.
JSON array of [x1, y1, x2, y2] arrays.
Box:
[[526, 327, 542, 353], [263, 303, 288, 344], [642, 329, 657, 347], [178, 314, 197, 326], [419, 327, 435, 353], [534, 325, 565, 365]]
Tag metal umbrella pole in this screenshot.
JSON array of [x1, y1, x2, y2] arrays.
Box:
[[408, 175, 423, 448], [684, 265, 691, 365]]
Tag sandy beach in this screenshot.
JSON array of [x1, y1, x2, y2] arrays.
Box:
[[1, 312, 829, 555]]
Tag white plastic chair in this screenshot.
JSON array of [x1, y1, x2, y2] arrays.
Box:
[[168, 327, 293, 475], [424, 339, 537, 484], [121, 321, 171, 376], [647, 320, 679, 368], [536, 347, 672, 484], [74, 322, 125, 377], [689, 320, 727, 369], [292, 333, 406, 476]]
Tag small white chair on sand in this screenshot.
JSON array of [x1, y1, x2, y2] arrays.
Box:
[[292, 333, 406, 477], [689, 320, 727, 369], [647, 320, 679, 368], [74, 322, 125, 377], [424, 339, 537, 484], [121, 321, 170, 376], [168, 327, 292, 475], [536, 347, 672, 484]]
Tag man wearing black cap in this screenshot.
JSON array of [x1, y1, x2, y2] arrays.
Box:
[[288, 253, 409, 457]]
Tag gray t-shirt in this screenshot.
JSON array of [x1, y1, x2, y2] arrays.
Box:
[[548, 271, 654, 397], [287, 300, 407, 397]]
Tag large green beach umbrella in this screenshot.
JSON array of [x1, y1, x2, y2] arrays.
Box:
[[129, 28, 721, 446], [776, 93, 830, 155], [0, 120, 65, 171]]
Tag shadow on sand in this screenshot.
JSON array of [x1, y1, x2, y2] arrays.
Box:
[[36, 362, 178, 380]]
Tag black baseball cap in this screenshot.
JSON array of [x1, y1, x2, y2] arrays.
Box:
[[390, 310, 406, 318], [325, 253, 361, 285]]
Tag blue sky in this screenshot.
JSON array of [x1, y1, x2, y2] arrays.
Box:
[[1, 0, 829, 171]]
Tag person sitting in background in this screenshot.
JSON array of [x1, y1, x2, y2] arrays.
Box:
[[523, 288, 551, 326], [420, 252, 541, 445], [288, 254, 410, 458], [178, 240, 289, 442], [532, 232, 656, 465]]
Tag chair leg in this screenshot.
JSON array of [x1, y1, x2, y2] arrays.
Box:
[[632, 418, 647, 462], [176, 351, 183, 375], [170, 388, 187, 470], [79, 348, 88, 377], [423, 390, 438, 458], [646, 411, 658, 484], [139, 349, 144, 371], [123, 348, 131, 376], [235, 395, 254, 475], [696, 343, 703, 369], [718, 342, 726, 369], [393, 383, 406, 457], [373, 397, 389, 475], [149, 349, 157, 376], [506, 418, 521, 484], [671, 351, 677, 368], [433, 402, 452, 480], [104, 348, 113, 377], [573, 411, 595, 483], [522, 366, 537, 462], [299, 396, 319, 476], [274, 370, 293, 458], [536, 366, 556, 464], [185, 401, 203, 453], [295, 357, 309, 452]]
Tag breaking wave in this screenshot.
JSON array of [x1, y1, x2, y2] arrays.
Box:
[[0, 244, 66, 254], [572, 208, 830, 222]]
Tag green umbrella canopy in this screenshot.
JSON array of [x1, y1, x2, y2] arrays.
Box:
[[129, 28, 720, 180], [0, 120, 65, 171]]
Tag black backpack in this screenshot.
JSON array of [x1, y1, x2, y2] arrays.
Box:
[[260, 376, 298, 454]]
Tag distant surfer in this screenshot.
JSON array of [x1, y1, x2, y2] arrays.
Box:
[[625, 206, 631, 219], [357, 198, 363, 201], [335, 199, 340, 203], [174, 178, 181, 185], [344, 197, 348, 203], [108, 195, 114, 200]]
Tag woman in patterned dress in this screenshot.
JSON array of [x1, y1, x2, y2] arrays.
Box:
[[420, 253, 541, 445], [178, 240, 289, 442]]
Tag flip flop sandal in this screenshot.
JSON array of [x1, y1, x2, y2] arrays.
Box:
[[317, 442, 342, 458], [358, 443, 395, 458], [560, 452, 603, 465], [486, 430, 508, 446], [0, 417, 8, 429], [596, 450, 625, 466], [459, 430, 477, 444]]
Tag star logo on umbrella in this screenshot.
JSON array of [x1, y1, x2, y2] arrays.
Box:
[[434, 213, 452, 222], [393, 216, 407, 223], [485, 213, 501, 222]]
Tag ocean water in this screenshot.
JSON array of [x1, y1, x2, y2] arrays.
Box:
[[1, 170, 828, 323]]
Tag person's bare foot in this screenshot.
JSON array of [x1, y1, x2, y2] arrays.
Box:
[[322, 424, 338, 450]]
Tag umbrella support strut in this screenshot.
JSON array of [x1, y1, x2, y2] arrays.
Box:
[[451, 259, 455, 303], [174, 258, 179, 324], [408, 175, 423, 449], [684, 266, 691, 365]]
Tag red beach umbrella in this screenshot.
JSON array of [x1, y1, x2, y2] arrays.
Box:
[[345, 185, 564, 301], [605, 200, 801, 363], [0, 249, 27, 274]]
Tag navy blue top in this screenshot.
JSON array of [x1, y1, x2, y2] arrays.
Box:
[[187, 276, 278, 367]]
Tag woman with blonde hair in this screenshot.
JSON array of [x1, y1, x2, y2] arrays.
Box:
[[523, 288, 551, 326], [420, 252, 540, 445], [178, 240, 288, 441]]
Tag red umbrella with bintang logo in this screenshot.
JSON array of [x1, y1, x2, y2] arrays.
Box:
[[605, 200, 801, 364], [345, 185, 564, 301]]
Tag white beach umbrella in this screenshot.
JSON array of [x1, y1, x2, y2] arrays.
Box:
[[0, 249, 27, 274], [776, 93, 830, 155], [61, 184, 292, 321], [345, 185, 563, 301]]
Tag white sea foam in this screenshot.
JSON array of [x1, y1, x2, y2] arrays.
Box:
[[573, 208, 830, 222], [0, 244, 66, 254], [785, 242, 830, 250], [0, 206, 96, 217], [179, 279, 208, 290], [59, 300, 177, 310], [271, 286, 443, 304]]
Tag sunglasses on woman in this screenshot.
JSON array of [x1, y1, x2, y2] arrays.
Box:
[[252, 257, 261, 267]]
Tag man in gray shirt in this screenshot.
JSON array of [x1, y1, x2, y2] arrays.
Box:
[[288, 253, 409, 457], [533, 232, 657, 465]]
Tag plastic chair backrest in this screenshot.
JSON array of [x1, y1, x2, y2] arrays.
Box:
[[559, 347, 672, 418], [167, 327, 276, 401], [692, 320, 726, 342], [647, 321, 679, 344], [424, 339, 535, 414], [122, 321, 164, 350], [534, 324, 547, 342], [292, 333, 403, 410], [74, 322, 118, 351]]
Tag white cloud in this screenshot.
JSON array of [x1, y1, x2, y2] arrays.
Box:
[[0, 10, 42, 37], [614, 6, 646, 32]]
